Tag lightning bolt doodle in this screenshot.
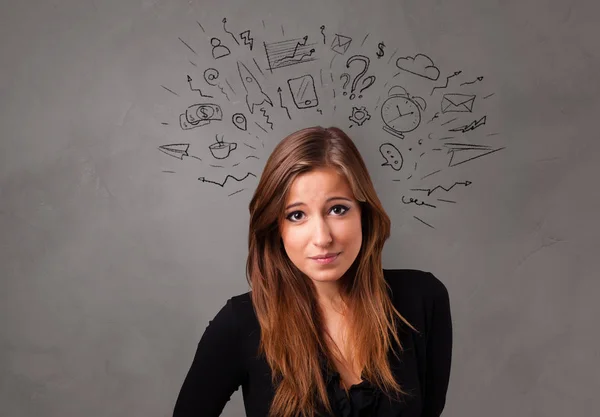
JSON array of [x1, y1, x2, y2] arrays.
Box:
[[260, 107, 273, 130], [411, 181, 473, 196], [240, 30, 254, 50], [448, 116, 487, 133]]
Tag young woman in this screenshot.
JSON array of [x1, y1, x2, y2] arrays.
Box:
[[173, 126, 453, 417]]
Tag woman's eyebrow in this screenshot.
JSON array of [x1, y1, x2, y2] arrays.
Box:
[[285, 196, 353, 210]]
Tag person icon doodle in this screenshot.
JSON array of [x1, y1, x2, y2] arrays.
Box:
[[211, 37, 231, 60]]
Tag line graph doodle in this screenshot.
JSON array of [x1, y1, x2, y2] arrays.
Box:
[[222, 18, 240, 45], [187, 75, 212, 98], [431, 71, 462, 95], [264, 36, 317, 72], [411, 181, 472, 196], [198, 172, 256, 187]]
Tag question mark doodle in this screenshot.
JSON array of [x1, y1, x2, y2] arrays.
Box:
[[346, 55, 373, 100], [358, 76, 376, 98], [340, 73, 351, 96]]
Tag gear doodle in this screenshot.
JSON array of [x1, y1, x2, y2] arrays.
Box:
[[349, 106, 371, 126]]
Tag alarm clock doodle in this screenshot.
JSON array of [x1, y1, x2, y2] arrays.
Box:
[[380, 86, 427, 139]]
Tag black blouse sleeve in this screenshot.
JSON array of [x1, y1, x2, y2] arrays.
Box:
[[422, 273, 453, 417], [173, 298, 246, 417]]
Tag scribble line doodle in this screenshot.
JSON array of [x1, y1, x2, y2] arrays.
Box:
[[260, 107, 273, 129], [189, 61, 197, 67], [161, 85, 179, 96], [449, 116, 487, 132], [387, 48, 398, 64], [180, 103, 223, 130], [209, 134, 237, 159], [229, 188, 246, 197], [320, 25, 326, 44], [240, 30, 254, 50], [211, 37, 231, 60], [281, 25, 285, 36], [441, 93, 475, 113], [483, 93, 495, 99], [252, 58, 264, 77], [440, 117, 458, 126], [395, 54, 440, 80], [402, 196, 436, 208], [198, 172, 256, 187], [237, 61, 272, 114], [349, 106, 371, 127], [277, 87, 292, 119], [178, 37, 197, 55], [421, 169, 441, 180], [330, 34, 352, 55], [162, 170, 175, 173], [246, 155, 259, 160], [222, 18, 240, 45], [376, 42, 385, 59], [460, 76, 483, 86], [225, 79, 235, 94], [203, 68, 229, 101], [431, 71, 462, 95], [445, 143, 506, 167], [345, 55, 376, 100], [287, 74, 318, 109], [232, 113, 247, 131], [361, 33, 370, 46], [264, 36, 317, 72], [243, 142, 256, 150], [161, 122, 169, 125], [411, 181, 472, 196], [319, 69, 324, 87], [254, 122, 268, 133], [427, 112, 440, 124], [381, 86, 426, 139], [414, 216, 435, 229], [379, 143, 403, 171], [437, 198, 456, 203], [187, 75, 212, 98], [158, 144, 202, 161]]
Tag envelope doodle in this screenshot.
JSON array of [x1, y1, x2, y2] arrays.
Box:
[[441, 93, 475, 113], [330, 34, 352, 55]]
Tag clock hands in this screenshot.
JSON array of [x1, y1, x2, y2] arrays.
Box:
[[389, 105, 415, 123]]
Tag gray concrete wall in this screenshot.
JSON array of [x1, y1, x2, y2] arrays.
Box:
[[1, 0, 598, 415]]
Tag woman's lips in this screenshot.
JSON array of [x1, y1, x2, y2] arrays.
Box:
[[310, 253, 340, 264]]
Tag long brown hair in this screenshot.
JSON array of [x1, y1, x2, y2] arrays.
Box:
[[246, 126, 418, 417]]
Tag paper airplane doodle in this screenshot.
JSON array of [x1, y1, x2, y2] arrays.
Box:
[[237, 61, 273, 114], [158, 143, 190, 160], [444, 143, 505, 167]]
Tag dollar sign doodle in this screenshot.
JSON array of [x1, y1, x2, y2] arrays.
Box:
[[376, 42, 385, 59]]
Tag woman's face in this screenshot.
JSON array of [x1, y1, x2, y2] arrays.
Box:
[[279, 166, 362, 285]]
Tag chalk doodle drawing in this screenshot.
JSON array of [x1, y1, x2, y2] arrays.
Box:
[[237, 61, 273, 114], [395, 54, 440, 80], [380, 86, 426, 139], [209, 134, 237, 159], [330, 34, 352, 55], [379, 143, 403, 171], [287, 74, 319, 109], [264, 36, 317, 72], [158, 21, 507, 228], [180, 103, 223, 130]]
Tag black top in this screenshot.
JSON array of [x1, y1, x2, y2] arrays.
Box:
[[173, 269, 453, 417]]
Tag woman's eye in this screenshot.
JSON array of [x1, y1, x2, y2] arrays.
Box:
[[330, 205, 350, 215], [285, 205, 350, 222], [286, 211, 304, 221]]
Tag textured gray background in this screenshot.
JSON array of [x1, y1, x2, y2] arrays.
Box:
[[1, 0, 599, 416]]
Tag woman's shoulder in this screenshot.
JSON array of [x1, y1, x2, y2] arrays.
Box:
[[383, 268, 449, 302]]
